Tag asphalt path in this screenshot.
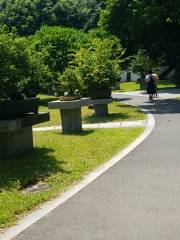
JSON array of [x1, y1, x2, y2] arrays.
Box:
[[13, 94, 180, 240]]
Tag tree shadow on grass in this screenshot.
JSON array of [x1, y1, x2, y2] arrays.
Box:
[[113, 97, 132, 102], [116, 103, 144, 114], [83, 103, 143, 123], [54, 129, 95, 136], [83, 113, 130, 123], [0, 147, 68, 191]]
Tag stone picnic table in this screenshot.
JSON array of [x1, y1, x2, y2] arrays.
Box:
[[0, 112, 49, 158], [48, 97, 113, 133]]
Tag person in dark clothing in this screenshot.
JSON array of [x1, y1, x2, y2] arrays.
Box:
[[145, 70, 156, 101], [152, 73, 159, 97]]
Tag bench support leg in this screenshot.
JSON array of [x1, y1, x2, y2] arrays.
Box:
[[94, 104, 108, 117], [0, 127, 33, 158], [60, 108, 82, 133]]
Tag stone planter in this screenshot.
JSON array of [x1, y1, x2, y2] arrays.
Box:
[[88, 88, 111, 99], [0, 98, 39, 120], [59, 95, 81, 101], [114, 81, 120, 90]]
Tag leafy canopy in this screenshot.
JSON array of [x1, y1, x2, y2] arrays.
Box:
[[0, 0, 105, 35], [0, 27, 44, 100], [66, 37, 124, 91], [99, 0, 180, 67]]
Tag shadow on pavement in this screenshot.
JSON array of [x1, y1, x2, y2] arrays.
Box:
[[113, 97, 132, 102], [139, 98, 180, 115]]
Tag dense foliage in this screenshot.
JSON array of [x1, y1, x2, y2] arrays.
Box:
[[0, 28, 44, 100], [0, 0, 179, 100], [0, 0, 105, 35], [130, 50, 154, 76], [99, 0, 180, 69], [65, 37, 123, 93], [59, 68, 82, 95], [29, 26, 89, 92], [28, 26, 123, 94]]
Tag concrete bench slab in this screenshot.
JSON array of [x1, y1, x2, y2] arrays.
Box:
[[0, 112, 49, 158], [48, 98, 90, 110], [0, 112, 49, 133]]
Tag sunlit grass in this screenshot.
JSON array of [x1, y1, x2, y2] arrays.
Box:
[[0, 127, 144, 228], [115, 80, 178, 92]]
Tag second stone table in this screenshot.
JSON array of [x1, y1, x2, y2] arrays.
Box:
[[90, 98, 113, 117], [48, 98, 90, 133]]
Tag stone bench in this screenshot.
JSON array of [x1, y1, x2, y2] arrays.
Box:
[[48, 98, 90, 133], [0, 112, 49, 158], [90, 98, 113, 117], [48, 97, 113, 133]]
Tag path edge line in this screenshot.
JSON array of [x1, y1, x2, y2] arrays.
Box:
[[0, 108, 155, 240]]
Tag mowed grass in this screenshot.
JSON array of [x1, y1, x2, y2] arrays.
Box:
[[158, 80, 177, 89], [0, 127, 144, 228], [35, 94, 146, 127], [119, 81, 140, 92], [117, 80, 178, 92]]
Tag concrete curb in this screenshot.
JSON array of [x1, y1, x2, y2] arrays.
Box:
[[33, 120, 147, 132], [0, 109, 155, 240]]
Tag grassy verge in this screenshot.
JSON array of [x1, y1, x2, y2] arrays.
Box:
[[158, 80, 177, 89], [35, 94, 146, 128], [117, 80, 178, 92], [119, 81, 140, 92], [0, 127, 144, 228]]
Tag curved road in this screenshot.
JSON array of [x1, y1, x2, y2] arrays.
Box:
[[13, 94, 180, 240]]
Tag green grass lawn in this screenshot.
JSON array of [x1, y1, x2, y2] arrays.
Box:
[[158, 80, 177, 89], [117, 80, 178, 92], [35, 94, 146, 128], [0, 127, 144, 228], [119, 81, 140, 92]]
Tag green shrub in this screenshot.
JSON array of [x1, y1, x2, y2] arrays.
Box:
[[0, 28, 42, 100], [29, 26, 124, 94], [69, 37, 124, 90], [59, 68, 83, 95], [29, 26, 89, 93], [130, 50, 154, 76]]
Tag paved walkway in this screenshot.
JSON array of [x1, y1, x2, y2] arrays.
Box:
[[114, 88, 180, 99], [7, 91, 180, 239]]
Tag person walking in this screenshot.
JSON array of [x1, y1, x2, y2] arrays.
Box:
[[146, 70, 156, 102], [152, 73, 159, 97]]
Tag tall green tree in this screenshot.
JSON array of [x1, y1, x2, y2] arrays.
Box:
[[0, 0, 105, 35], [0, 0, 57, 35], [99, 0, 180, 68], [54, 0, 105, 31]]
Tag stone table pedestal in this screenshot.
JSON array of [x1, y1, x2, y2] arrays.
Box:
[[48, 98, 90, 134], [90, 98, 113, 117], [0, 112, 49, 158]]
